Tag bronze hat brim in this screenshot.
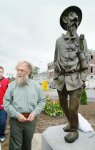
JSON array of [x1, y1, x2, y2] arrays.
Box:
[[60, 6, 82, 30]]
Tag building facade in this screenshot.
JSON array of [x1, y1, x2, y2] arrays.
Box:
[[89, 50, 95, 75]]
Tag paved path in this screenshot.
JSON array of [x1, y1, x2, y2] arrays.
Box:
[[1, 133, 41, 150], [44, 89, 58, 100], [44, 89, 95, 102], [32, 133, 41, 150], [86, 89, 95, 101]]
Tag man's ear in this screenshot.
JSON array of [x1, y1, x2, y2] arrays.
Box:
[[62, 16, 67, 23]]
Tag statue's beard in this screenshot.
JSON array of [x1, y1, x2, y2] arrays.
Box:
[[68, 23, 78, 36], [16, 75, 29, 86]]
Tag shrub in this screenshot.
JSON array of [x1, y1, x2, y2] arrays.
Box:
[[44, 95, 64, 117], [80, 89, 87, 105]]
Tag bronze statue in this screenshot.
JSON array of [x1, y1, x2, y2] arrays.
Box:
[[54, 6, 89, 143]]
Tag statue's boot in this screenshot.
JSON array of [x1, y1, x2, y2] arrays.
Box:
[[63, 124, 70, 132], [64, 131, 79, 143]]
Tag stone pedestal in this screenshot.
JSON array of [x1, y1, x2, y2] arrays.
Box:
[[41, 125, 95, 150]]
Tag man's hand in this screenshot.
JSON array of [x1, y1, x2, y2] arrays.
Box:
[[27, 113, 35, 122], [18, 114, 27, 122]]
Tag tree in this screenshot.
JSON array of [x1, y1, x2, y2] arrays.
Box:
[[32, 66, 39, 76]]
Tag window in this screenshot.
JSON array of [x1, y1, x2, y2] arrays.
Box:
[[91, 55, 93, 60], [91, 67, 93, 73]]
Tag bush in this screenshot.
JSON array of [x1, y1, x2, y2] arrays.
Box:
[[80, 89, 87, 105], [44, 95, 64, 117]]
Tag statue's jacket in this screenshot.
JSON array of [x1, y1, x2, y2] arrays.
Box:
[[54, 34, 89, 91]]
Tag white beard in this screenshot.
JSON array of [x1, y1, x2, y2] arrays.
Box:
[[68, 22, 78, 36], [16, 75, 29, 86]]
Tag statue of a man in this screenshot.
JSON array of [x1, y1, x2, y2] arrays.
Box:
[[54, 6, 89, 143]]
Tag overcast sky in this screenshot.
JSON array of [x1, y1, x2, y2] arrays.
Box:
[[0, 0, 95, 76]]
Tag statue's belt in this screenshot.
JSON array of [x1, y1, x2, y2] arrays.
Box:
[[59, 70, 80, 76]]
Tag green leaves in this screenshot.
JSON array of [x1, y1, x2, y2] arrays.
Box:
[[80, 89, 87, 105], [44, 95, 64, 117]]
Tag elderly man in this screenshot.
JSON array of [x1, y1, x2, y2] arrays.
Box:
[[4, 61, 46, 150], [54, 6, 89, 143]]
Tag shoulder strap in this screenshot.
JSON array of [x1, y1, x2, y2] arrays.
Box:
[[79, 34, 84, 50]]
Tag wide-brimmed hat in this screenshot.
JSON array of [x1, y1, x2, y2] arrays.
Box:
[[60, 6, 82, 30]]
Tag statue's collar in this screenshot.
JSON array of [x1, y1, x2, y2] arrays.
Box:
[[63, 33, 78, 40]]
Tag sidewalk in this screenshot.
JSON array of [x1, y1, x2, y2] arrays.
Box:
[[44, 89, 95, 102], [1, 133, 42, 150], [32, 133, 41, 150]]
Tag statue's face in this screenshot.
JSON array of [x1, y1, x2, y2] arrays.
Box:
[[68, 12, 78, 22], [67, 11, 79, 28]]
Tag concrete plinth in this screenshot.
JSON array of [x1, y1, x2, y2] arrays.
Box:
[[41, 125, 95, 150]]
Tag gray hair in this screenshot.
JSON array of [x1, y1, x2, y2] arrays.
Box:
[[16, 61, 33, 78]]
